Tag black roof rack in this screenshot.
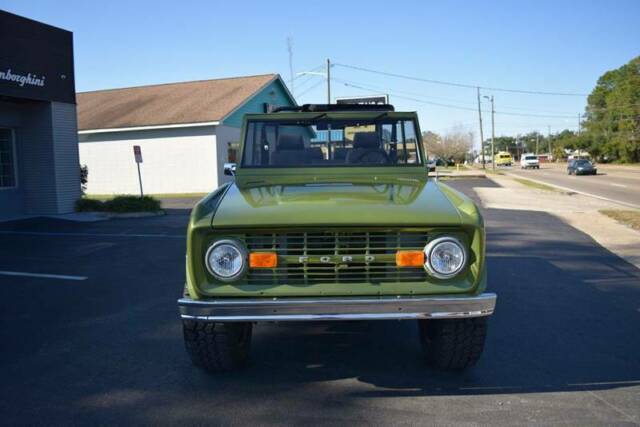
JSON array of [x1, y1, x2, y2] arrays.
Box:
[[271, 103, 395, 113]]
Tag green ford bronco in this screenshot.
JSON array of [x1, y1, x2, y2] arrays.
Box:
[[178, 104, 496, 372]]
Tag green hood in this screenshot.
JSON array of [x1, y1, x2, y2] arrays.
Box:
[[211, 177, 462, 228]]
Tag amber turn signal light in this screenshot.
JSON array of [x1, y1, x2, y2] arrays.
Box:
[[249, 252, 278, 268], [396, 250, 425, 267]]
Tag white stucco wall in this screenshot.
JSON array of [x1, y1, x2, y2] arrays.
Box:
[[78, 126, 219, 195]]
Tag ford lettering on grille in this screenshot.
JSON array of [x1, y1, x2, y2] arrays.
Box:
[[298, 255, 376, 264], [242, 230, 429, 285]]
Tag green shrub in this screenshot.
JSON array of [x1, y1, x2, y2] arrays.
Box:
[[75, 195, 162, 213], [75, 198, 105, 212], [104, 195, 161, 213]]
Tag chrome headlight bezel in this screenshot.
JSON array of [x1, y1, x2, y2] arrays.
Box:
[[424, 236, 468, 279], [204, 239, 248, 282]]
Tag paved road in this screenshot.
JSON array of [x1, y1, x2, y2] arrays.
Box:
[[1, 180, 639, 425], [507, 164, 640, 208]]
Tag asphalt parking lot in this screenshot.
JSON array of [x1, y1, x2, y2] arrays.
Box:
[[1, 179, 639, 425]]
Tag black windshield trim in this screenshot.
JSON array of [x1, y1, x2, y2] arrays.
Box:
[[240, 118, 424, 168]]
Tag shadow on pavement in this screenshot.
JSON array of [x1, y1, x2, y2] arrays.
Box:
[[0, 179, 639, 424]]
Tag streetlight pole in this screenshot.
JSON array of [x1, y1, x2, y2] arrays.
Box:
[[476, 87, 486, 169], [296, 61, 331, 103], [484, 95, 496, 171], [326, 58, 331, 104]]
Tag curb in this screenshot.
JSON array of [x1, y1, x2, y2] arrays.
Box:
[[104, 211, 166, 219], [430, 173, 487, 179]]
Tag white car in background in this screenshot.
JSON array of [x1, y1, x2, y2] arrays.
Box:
[[520, 154, 540, 169]]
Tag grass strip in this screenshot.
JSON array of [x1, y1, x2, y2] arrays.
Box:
[[513, 177, 557, 192], [600, 210, 640, 231]]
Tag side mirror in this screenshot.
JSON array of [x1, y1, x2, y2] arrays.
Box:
[[224, 163, 236, 176]]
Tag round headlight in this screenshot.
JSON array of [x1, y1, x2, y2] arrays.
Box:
[[205, 240, 247, 281], [424, 237, 467, 279]]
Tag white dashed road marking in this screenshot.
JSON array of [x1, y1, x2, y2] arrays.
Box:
[[0, 271, 88, 281], [0, 230, 184, 239], [610, 183, 628, 188]]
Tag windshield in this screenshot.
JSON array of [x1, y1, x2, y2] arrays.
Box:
[[241, 117, 422, 167], [575, 160, 591, 166], [524, 155, 537, 160]]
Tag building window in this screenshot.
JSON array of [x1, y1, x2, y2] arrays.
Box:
[[0, 129, 17, 188]]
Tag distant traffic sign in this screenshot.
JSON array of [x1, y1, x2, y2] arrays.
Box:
[[133, 145, 143, 163], [133, 145, 144, 197]]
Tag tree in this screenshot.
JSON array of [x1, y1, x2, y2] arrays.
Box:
[[583, 56, 640, 162], [423, 127, 473, 163], [491, 136, 515, 153]]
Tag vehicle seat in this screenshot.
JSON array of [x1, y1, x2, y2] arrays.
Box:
[[333, 147, 348, 162], [346, 132, 389, 164], [305, 147, 324, 164], [271, 134, 306, 166]]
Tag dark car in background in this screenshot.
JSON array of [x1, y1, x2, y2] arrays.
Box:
[[567, 159, 597, 175]]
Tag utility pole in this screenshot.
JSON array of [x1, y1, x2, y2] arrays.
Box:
[[577, 113, 581, 135], [548, 125, 552, 160], [326, 58, 331, 104], [490, 95, 495, 171], [476, 87, 486, 169], [287, 36, 294, 94]]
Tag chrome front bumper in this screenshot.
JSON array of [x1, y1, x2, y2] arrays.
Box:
[[178, 293, 496, 322]]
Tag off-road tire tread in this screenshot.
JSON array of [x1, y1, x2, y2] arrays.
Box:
[[182, 321, 252, 372], [420, 317, 488, 370]]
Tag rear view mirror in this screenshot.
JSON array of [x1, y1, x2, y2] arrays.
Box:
[[224, 163, 236, 176]]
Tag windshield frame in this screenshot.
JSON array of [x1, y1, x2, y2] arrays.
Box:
[[237, 112, 425, 170]]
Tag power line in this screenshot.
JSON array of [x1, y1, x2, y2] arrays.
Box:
[[333, 77, 588, 115], [334, 78, 581, 119], [293, 74, 322, 92], [292, 64, 324, 81], [334, 62, 590, 97], [296, 79, 325, 98]]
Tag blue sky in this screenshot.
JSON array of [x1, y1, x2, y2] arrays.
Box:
[[2, 0, 639, 145]]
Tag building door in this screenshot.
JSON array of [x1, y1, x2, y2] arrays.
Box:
[[0, 127, 22, 219], [0, 128, 17, 189]]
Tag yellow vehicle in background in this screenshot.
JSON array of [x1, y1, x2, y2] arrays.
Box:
[[494, 151, 513, 166]]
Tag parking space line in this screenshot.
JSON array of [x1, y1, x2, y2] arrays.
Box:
[[0, 230, 185, 239], [0, 271, 88, 281]]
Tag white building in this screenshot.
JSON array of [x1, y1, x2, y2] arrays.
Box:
[[0, 11, 80, 220], [77, 74, 296, 195]]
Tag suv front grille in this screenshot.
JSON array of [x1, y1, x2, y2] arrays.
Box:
[[242, 230, 428, 284]]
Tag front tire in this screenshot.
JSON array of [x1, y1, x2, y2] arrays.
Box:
[[183, 320, 252, 372], [419, 317, 488, 370]]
